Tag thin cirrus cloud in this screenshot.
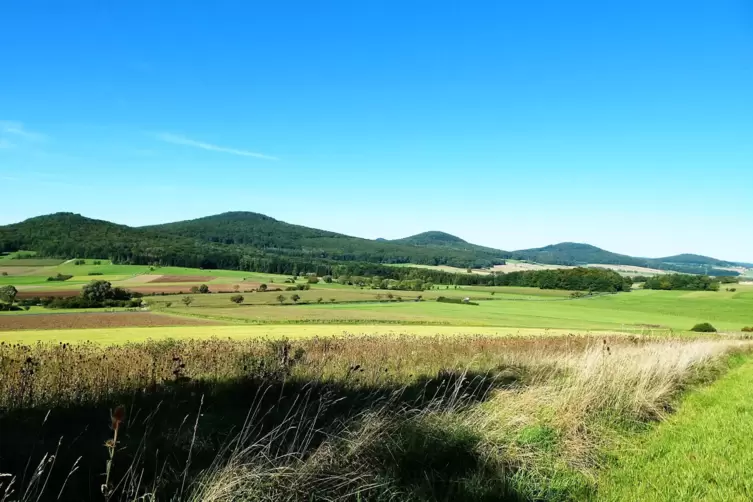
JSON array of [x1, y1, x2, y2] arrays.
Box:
[[154, 132, 279, 161], [0, 121, 47, 142]]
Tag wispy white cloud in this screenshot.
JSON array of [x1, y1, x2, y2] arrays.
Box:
[[0, 121, 47, 141], [155, 132, 278, 161]]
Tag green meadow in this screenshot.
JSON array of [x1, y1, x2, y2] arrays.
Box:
[[598, 354, 753, 501], [153, 286, 753, 332]]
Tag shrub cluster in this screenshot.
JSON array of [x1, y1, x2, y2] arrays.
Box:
[[436, 296, 479, 306], [46, 273, 73, 282]]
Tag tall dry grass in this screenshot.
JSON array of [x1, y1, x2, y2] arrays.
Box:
[[186, 337, 750, 502], [0, 334, 749, 501]]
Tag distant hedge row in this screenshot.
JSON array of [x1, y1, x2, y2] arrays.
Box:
[[643, 274, 719, 291]]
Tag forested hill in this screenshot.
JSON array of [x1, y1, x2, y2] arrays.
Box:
[[391, 231, 512, 258], [143, 212, 506, 268], [512, 243, 646, 267], [512, 242, 739, 276], [0, 213, 242, 268], [656, 254, 735, 268], [0, 212, 742, 276], [0, 212, 505, 270]]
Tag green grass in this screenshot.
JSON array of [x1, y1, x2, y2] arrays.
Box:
[[144, 286, 573, 308], [157, 289, 753, 332], [0, 258, 65, 267], [597, 354, 753, 501]]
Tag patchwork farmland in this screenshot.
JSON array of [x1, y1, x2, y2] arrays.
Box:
[[1, 246, 752, 501]]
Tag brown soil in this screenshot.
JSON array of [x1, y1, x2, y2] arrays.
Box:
[[16, 282, 269, 299], [0, 312, 222, 331], [150, 275, 217, 283], [17, 290, 80, 299]]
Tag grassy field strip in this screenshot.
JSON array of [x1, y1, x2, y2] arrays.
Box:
[[161, 294, 753, 331], [597, 355, 753, 501], [0, 324, 629, 344]]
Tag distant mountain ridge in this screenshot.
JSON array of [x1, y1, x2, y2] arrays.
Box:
[[0, 211, 745, 276]]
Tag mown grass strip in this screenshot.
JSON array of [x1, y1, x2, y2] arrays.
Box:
[[597, 354, 753, 501]]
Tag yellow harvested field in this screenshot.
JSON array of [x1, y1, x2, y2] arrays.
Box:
[[489, 262, 569, 273], [587, 264, 667, 275], [1, 324, 625, 345]]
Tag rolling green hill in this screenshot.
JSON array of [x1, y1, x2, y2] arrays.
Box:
[[512, 243, 739, 276], [0, 212, 246, 269], [144, 212, 505, 268], [0, 212, 745, 277], [657, 253, 734, 268], [0, 212, 506, 271], [391, 231, 512, 259], [512, 242, 642, 267]]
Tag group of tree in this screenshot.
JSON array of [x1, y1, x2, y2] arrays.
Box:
[[24, 280, 143, 309], [0, 285, 18, 311], [642, 274, 720, 291], [489, 267, 632, 292]]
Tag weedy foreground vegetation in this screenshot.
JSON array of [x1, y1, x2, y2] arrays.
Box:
[[1, 333, 749, 501]]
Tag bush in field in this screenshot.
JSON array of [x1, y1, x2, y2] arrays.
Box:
[[291, 294, 301, 303], [258, 283, 268, 292], [323, 275, 333, 283], [436, 296, 479, 306], [230, 294, 244, 304], [742, 327, 753, 332], [182, 296, 193, 306], [691, 322, 717, 333], [199, 284, 210, 294], [0, 285, 18, 304], [47, 273, 73, 282], [276, 294, 286, 304], [1, 272, 8, 276], [190, 286, 199, 294]]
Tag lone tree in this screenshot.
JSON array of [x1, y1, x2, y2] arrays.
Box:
[[258, 283, 268, 292], [233, 284, 240, 292], [276, 294, 286, 304], [198, 284, 210, 294], [82, 280, 113, 303], [0, 285, 18, 305], [291, 294, 301, 303], [182, 296, 193, 307], [230, 294, 244, 304]]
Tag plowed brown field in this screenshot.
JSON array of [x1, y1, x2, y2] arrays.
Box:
[[0, 312, 222, 331], [16, 282, 268, 299]]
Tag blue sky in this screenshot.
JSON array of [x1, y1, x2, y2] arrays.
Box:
[[1, 1, 752, 261]]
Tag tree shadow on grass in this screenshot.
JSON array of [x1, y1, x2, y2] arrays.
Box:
[[0, 369, 525, 501]]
